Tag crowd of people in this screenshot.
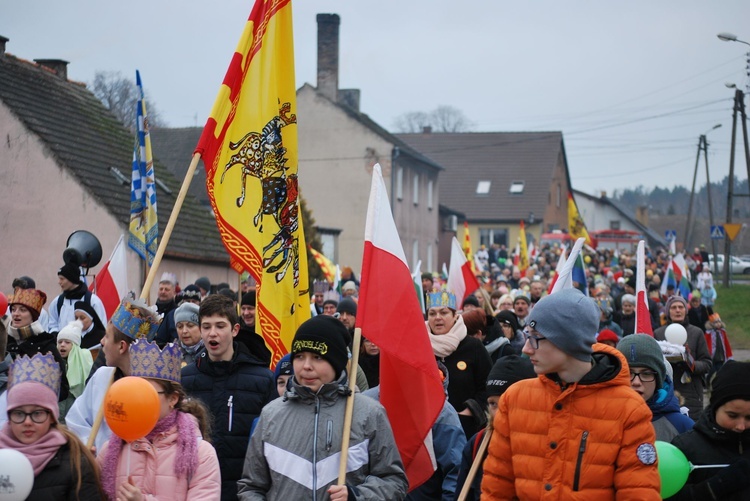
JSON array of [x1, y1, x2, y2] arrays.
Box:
[[1, 241, 749, 500]]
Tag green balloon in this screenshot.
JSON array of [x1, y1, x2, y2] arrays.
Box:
[[656, 441, 690, 498]]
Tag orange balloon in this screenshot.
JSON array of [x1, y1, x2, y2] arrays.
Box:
[[104, 376, 160, 442]]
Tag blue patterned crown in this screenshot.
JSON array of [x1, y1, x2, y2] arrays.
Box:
[[426, 291, 457, 310], [111, 297, 160, 339], [9, 353, 62, 396], [129, 339, 182, 383]]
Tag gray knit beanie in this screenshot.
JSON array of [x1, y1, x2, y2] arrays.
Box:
[[174, 302, 200, 325], [526, 288, 598, 362], [665, 295, 688, 320], [616, 334, 666, 389]]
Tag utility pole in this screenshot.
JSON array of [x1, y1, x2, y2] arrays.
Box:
[[723, 88, 750, 287], [684, 124, 721, 275]]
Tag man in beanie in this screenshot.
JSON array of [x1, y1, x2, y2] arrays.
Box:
[[654, 294, 712, 420], [238, 316, 408, 501], [617, 334, 693, 442], [322, 299, 338, 316], [482, 288, 660, 500], [48, 262, 107, 334], [456, 355, 536, 500], [273, 353, 293, 397], [670, 361, 750, 500], [333, 298, 369, 391], [236, 290, 271, 367]]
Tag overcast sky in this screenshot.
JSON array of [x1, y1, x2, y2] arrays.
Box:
[[4, 1, 750, 196]]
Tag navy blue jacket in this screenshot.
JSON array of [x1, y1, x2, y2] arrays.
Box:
[[182, 342, 276, 501]]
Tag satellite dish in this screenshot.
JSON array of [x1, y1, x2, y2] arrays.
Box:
[[63, 230, 102, 269]]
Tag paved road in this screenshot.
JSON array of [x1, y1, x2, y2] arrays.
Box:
[[733, 349, 750, 362]]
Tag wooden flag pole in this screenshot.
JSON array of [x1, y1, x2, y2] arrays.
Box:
[[139, 153, 202, 299], [456, 426, 492, 501], [86, 368, 116, 450], [337, 326, 363, 486]]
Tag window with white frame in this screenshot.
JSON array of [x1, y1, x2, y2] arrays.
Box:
[[427, 180, 434, 210], [427, 242, 433, 272], [396, 168, 403, 200], [509, 181, 525, 194], [412, 240, 419, 270], [476, 180, 491, 195], [413, 173, 419, 206]]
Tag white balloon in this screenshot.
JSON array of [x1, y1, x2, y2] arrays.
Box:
[[0, 449, 34, 500], [665, 323, 688, 346]]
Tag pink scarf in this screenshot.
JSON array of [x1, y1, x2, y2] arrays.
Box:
[[0, 423, 67, 475], [100, 410, 199, 500]]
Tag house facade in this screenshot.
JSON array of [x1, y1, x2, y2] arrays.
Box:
[[0, 37, 232, 301]]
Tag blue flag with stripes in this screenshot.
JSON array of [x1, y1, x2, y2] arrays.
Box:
[[128, 70, 158, 265]]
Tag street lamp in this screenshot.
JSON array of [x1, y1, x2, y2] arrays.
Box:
[[717, 32, 750, 47]]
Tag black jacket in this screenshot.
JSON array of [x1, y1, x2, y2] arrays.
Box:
[[669, 410, 750, 501], [181, 342, 276, 501], [28, 442, 103, 500], [6, 332, 69, 401]]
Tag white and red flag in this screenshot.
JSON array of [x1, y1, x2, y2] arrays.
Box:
[[635, 240, 653, 336], [91, 235, 129, 318], [448, 237, 480, 304], [357, 164, 445, 490]]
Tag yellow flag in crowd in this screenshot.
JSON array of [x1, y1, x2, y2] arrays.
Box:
[[195, 0, 309, 366], [519, 220, 529, 274], [309, 246, 336, 283], [568, 192, 593, 247], [463, 221, 477, 274]]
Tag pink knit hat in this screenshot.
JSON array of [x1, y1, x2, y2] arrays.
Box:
[[7, 382, 59, 422]]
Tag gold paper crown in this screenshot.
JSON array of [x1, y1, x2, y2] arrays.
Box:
[[129, 339, 182, 383], [111, 297, 160, 339], [9, 353, 61, 397], [426, 291, 457, 310]]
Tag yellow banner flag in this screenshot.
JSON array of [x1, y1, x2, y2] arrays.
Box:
[[568, 192, 593, 247], [195, 0, 309, 366], [309, 246, 336, 283], [463, 221, 477, 274], [519, 220, 529, 273]]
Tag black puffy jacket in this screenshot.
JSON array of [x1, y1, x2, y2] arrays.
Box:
[[28, 442, 103, 500], [669, 409, 750, 500], [181, 342, 276, 501], [6, 332, 69, 401]]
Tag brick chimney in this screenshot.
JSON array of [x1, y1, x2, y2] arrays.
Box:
[[0, 36, 8, 56], [636, 205, 649, 227], [317, 14, 340, 101], [34, 59, 69, 80]]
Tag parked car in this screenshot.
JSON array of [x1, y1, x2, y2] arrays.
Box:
[[707, 255, 750, 274]]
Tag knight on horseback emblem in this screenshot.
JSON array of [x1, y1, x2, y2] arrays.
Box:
[[220, 101, 301, 289]]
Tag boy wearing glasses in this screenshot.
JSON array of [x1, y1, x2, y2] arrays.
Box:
[[482, 288, 661, 500], [617, 334, 694, 442]]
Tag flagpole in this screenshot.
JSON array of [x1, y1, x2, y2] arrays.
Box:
[[457, 425, 493, 501], [337, 326, 363, 485], [139, 153, 202, 299]]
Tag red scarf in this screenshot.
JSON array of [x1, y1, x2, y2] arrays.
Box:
[[0, 423, 67, 475]]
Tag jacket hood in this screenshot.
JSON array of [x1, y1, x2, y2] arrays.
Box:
[[648, 377, 681, 417], [694, 407, 750, 446], [541, 342, 629, 389]]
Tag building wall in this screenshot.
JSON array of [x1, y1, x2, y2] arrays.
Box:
[[0, 103, 233, 306], [296, 85, 438, 274], [576, 196, 641, 233], [542, 151, 570, 233]]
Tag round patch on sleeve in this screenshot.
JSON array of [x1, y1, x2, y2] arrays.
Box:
[[637, 443, 657, 465]]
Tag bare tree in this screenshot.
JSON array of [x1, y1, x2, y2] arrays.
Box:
[[392, 105, 472, 133], [431, 105, 472, 133], [90, 71, 166, 130]]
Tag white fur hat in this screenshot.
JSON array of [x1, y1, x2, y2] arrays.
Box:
[[57, 320, 83, 346]]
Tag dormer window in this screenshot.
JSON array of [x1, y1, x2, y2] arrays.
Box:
[[476, 180, 491, 195]]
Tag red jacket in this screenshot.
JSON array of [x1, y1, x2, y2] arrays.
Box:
[[481, 343, 660, 500]]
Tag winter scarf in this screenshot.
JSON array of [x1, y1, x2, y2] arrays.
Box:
[[428, 315, 468, 358], [0, 424, 67, 475], [64, 345, 94, 398], [180, 339, 204, 358], [101, 409, 199, 500], [8, 320, 45, 342]]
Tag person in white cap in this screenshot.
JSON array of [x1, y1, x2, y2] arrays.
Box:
[[56, 320, 94, 421]]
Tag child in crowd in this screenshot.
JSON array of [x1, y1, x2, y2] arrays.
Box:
[[617, 334, 694, 442], [98, 340, 221, 500], [56, 320, 93, 422], [237, 315, 408, 500], [273, 353, 292, 397], [0, 353, 103, 498]]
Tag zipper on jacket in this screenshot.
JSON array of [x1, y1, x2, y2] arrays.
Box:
[[326, 420, 333, 452], [227, 395, 234, 432], [312, 396, 321, 500], [573, 430, 589, 491]]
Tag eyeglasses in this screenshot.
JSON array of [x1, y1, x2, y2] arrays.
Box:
[[9, 409, 50, 424], [630, 371, 657, 383], [523, 331, 546, 349]]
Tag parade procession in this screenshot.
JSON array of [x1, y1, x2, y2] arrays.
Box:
[[3, 0, 750, 500]]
